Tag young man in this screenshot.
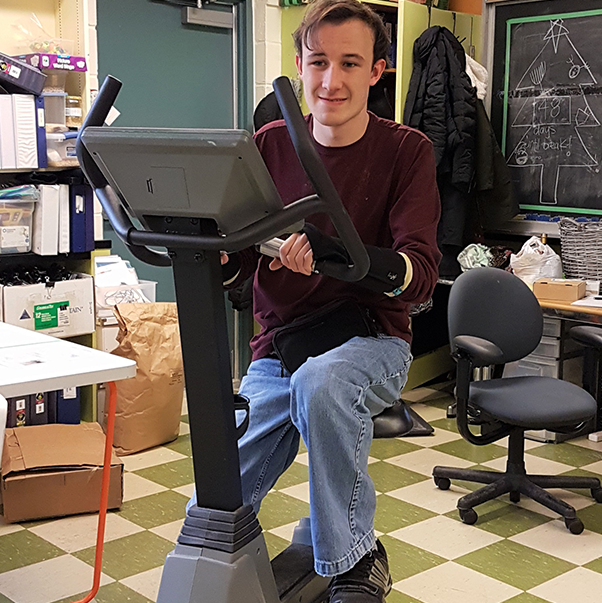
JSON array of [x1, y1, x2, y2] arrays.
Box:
[[194, 1, 440, 600]]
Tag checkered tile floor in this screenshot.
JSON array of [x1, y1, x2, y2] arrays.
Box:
[[2, 387, 602, 603]]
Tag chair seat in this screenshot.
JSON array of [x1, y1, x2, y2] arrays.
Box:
[[470, 376, 596, 429]]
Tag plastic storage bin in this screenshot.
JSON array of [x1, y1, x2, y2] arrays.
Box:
[[503, 353, 582, 382], [542, 318, 562, 338], [65, 96, 83, 128], [0, 201, 35, 254], [503, 356, 558, 379], [42, 92, 67, 128], [46, 131, 79, 167], [42, 70, 68, 92], [533, 336, 561, 359]]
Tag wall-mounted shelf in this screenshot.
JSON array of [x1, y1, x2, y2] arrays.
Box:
[[0, 166, 78, 174]]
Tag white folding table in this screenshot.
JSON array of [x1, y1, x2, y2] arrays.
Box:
[[0, 321, 136, 461]]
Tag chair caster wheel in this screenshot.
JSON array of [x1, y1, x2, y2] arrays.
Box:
[[509, 491, 520, 503], [434, 477, 451, 491], [565, 517, 584, 535], [592, 488, 602, 503], [459, 508, 478, 525]]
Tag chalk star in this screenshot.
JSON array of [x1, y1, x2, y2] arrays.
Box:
[[543, 19, 570, 53]]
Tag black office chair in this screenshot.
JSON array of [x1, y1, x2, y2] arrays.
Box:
[[432, 268, 602, 534]]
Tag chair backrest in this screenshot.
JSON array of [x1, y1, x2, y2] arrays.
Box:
[[448, 268, 543, 365]]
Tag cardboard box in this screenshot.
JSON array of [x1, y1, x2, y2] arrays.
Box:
[[1, 273, 95, 338], [533, 278, 587, 302], [1, 423, 123, 523]]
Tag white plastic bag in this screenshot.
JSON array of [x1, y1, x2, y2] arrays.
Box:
[[510, 236, 562, 286]]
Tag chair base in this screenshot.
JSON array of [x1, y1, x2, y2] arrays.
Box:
[[432, 465, 602, 534]]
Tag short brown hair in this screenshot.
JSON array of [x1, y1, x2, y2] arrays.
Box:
[[293, 0, 390, 66]]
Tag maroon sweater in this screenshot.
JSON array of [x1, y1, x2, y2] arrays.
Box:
[[234, 113, 441, 361]]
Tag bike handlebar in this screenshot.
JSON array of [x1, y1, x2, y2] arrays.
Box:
[[76, 75, 370, 281]]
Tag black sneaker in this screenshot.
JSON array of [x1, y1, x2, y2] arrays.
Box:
[[328, 540, 392, 602]]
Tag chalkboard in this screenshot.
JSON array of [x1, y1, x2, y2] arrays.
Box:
[[491, 2, 602, 215]]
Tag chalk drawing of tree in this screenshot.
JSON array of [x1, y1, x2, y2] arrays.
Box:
[[507, 19, 600, 204]]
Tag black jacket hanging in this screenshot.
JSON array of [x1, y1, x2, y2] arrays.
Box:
[[403, 26, 477, 277], [404, 26, 477, 191], [474, 99, 518, 230]]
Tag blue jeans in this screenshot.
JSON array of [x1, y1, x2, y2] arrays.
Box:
[[188, 334, 412, 577]]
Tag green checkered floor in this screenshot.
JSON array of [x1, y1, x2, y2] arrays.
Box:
[[2, 388, 602, 603]]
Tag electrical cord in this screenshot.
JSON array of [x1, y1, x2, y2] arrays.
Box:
[[73, 381, 117, 603]]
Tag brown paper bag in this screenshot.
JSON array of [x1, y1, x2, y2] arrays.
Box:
[[111, 303, 184, 455]]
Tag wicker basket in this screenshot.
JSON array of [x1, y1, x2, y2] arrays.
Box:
[[559, 217, 602, 280]]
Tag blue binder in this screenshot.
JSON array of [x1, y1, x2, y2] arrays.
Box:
[[57, 387, 81, 424], [47, 391, 58, 423], [69, 183, 94, 252], [34, 95, 48, 168]]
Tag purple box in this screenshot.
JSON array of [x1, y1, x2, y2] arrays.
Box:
[[17, 54, 87, 72]]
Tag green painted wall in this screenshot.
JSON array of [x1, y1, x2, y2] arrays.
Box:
[[97, 0, 234, 129], [97, 0, 236, 301]]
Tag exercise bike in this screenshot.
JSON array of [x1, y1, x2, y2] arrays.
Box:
[[77, 73, 383, 603]]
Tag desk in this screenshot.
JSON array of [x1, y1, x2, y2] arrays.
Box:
[[540, 300, 602, 326], [538, 299, 602, 442]]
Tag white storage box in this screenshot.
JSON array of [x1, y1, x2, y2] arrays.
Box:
[[0, 273, 94, 338], [96, 314, 120, 354], [46, 131, 79, 167]]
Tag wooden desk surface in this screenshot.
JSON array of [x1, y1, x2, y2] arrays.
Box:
[[539, 299, 602, 324]]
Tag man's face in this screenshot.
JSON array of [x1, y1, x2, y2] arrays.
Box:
[[296, 19, 386, 138]]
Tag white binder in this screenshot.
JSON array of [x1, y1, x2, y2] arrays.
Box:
[[58, 184, 71, 254], [12, 94, 38, 169], [0, 95, 17, 170], [32, 184, 60, 256]]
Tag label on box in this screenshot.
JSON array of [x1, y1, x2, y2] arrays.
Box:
[[9, 65, 21, 78], [1, 226, 29, 248], [35, 402, 44, 414], [63, 387, 77, 399], [18, 54, 87, 72], [34, 301, 70, 330], [15, 399, 26, 411]]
